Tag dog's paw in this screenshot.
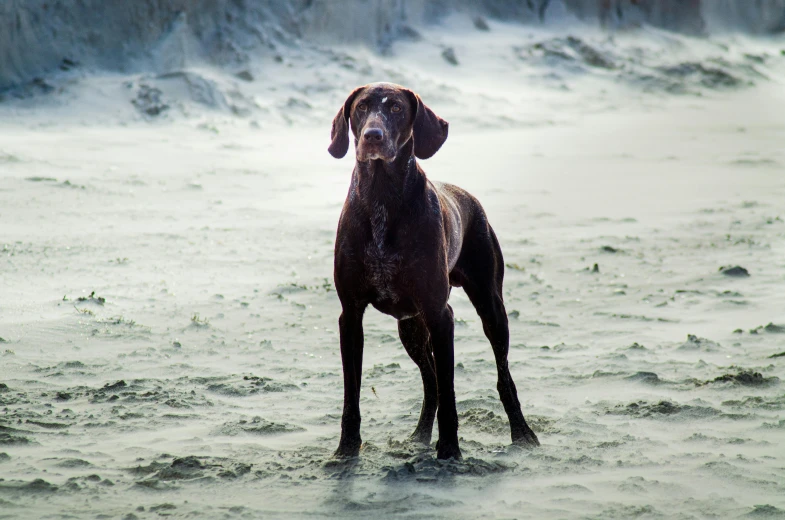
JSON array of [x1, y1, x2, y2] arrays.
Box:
[[512, 429, 541, 448], [408, 430, 433, 446], [436, 443, 462, 461], [334, 437, 362, 459]]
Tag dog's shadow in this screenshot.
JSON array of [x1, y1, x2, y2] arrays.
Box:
[[321, 441, 518, 515], [322, 439, 514, 484], [321, 439, 434, 484], [321, 442, 440, 515]]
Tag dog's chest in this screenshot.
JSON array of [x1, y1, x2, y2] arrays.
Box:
[[364, 204, 401, 301]]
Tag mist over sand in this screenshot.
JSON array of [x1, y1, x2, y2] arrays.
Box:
[[1, 3, 785, 519]]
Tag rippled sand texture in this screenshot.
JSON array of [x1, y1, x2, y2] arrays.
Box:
[[2, 17, 785, 520]]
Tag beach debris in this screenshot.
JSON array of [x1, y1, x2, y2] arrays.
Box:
[[128, 455, 252, 483], [398, 25, 422, 41], [205, 375, 298, 396], [719, 265, 750, 277], [763, 323, 785, 333], [659, 62, 742, 89], [608, 400, 720, 419], [132, 84, 169, 117], [0, 478, 57, 493], [59, 57, 79, 71], [703, 370, 779, 387], [522, 37, 615, 69], [212, 416, 304, 436], [744, 505, 785, 518], [101, 380, 127, 392], [566, 36, 615, 69], [678, 334, 720, 351], [473, 16, 490, 31], [442, 47, 459, 66], [460, 408, 509, 435], [625, 371, 661, 385], [583, 263, 601, 273], [234, 70, 254, 82], [190, 313, 209, 328], [30, 78, 55, 94], [0, 424, 36, 445], [748, 323, 785, 334], [76, 291, 105, 305]]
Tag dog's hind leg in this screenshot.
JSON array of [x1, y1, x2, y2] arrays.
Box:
[[456, 224, 540, 447], [398, 316, 438, 445]]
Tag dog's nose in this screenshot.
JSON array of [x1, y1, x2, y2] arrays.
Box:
[[363, 128, 384, 142]]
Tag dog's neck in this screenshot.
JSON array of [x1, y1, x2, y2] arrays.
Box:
[[353, 140, 423, 208], [351, 139, 425, 248]]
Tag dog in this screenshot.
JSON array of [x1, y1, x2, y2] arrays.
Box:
[[328, 82, 539, 460]]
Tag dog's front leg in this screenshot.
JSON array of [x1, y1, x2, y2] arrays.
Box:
[[425, 304, 462, 461], [335, 306, 365, 458]]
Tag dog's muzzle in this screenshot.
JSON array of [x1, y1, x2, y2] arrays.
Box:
[[357, 124, 396, 161]]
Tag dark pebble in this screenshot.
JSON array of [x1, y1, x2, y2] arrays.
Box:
[[473, 16, 490, 31], [719, 265, 750, 277], [442, 48, 459, 66]]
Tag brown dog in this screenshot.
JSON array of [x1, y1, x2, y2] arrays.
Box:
[[328, 82, 539, 460]]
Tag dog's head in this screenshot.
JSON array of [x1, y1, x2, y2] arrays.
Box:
[[328, 83, 448, 162]]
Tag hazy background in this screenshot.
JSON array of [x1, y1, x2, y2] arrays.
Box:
[[3, 0, 785, 92]]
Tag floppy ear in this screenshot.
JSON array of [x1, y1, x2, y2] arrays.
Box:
[[406, 90, 449, 160], [328, 87, 364, 159]]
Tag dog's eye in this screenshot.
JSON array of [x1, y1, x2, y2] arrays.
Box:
[[391, 104, 402, 113], [357, 103, 368, 111]]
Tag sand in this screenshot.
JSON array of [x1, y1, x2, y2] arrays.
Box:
[[1, 14, 785, 520]]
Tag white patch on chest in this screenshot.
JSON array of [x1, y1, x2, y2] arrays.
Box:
[[365, 204, 399, 301]]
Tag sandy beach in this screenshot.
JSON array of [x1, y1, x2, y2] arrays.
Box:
[[2, 10, 785, 519]]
